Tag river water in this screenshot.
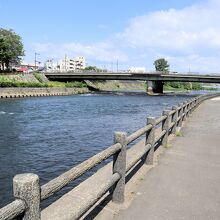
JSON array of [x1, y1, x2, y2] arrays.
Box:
[[0, 92, 201, 207]]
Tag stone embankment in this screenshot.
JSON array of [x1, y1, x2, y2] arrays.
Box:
[[0, 87, 89, 99], [0, 73, 90, 98], [85, 80, 146, 91]]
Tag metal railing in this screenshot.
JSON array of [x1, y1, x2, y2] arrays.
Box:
[[0, 93, 220, 220]]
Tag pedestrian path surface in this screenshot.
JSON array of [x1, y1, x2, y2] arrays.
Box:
[[115, 97, 220, 220]]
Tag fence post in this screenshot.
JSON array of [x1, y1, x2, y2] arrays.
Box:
[[162, 110, 170, 147], [183, 101, 187, 121], [178, 103, 183, 127], [189, 101, 193, 115], [194, 98, 197, 110], [192, 99, 195, 111], [145, 117, 156, 165], [112, 132, 127, 203], [195, 98, 198, 108], [13, 173, 40, 220], [191, 99, 195, 111], [186, 102, 190, 117], [171, 106, 178, 134]]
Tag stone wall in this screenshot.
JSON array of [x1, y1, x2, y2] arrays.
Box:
[[0, 87, 89, 99]]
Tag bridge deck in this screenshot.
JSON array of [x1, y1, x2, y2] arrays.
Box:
[[114, 97, 220, 220], [45, 72, 220, 83]]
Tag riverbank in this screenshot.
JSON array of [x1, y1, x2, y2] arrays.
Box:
[[0, 73, 87, 88], [0, 87, 89, 98], [85, 80, 218, 93], [0, 73, 90, 98], [84, 80, 146, 91], [0, 75, 147, 98]]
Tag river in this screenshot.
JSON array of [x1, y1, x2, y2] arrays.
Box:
[[0, 92, 201, 208]]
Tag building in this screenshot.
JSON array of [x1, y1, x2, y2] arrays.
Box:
[[20, 62, 40, 69], [127, 67, 146, 73], [45, 60, 57, 72], [73, 56, 86, 70], [45, 56, 86, 72]]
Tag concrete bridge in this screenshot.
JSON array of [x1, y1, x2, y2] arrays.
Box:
[[45, 72, 220, 93], [1, 93, 220, 220]]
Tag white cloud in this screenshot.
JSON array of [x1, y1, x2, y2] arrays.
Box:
[[33, 41, 128, 64], [32, 0, 220, 72], [119, 2, 220, 51], [116, 0, 220, 71]]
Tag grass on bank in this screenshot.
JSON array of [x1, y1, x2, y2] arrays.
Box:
[[164, 81, 218, 91], [0, 75, 87, 88]]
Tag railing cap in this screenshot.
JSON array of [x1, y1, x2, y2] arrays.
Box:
[[163, 109, 170, 115], [13, 173, 39, 184], [147, 117, 156, 125], [172, 106, 178, 110]]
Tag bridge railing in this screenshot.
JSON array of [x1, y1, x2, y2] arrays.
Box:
[[1, 93, 220, 220]]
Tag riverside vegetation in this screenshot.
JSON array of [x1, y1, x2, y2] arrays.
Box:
[[164, 81, 218, 91], [0, 73, 87, 88], [164, 81, 203, 91]]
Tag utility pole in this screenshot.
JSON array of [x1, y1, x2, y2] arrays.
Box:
[[116, 59, 119, 72], [34, 52, 40, 70]]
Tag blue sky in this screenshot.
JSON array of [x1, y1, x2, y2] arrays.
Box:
[[1, 0, 220, 72]]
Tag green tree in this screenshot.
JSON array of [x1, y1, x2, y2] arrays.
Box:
[[84, 65, 105, 72], [153, 58, 169, 72], [0, 28, 24, 70], [84, 66, 98, 71]]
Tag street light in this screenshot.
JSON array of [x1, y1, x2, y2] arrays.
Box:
[[34, 52, 40, 70]]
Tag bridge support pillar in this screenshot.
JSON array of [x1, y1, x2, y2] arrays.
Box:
[[147, 81, 164, 94]]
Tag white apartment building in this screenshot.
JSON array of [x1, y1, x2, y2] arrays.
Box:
[[73, 56, 86, 70], [45, 56, 86, 72], [45, 60, 57, 72]]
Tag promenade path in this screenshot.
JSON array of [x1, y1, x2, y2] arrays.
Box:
[[114, 97, 220, 220]]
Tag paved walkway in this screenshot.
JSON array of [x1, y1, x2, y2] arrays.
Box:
[[115, 97, 220, 220]]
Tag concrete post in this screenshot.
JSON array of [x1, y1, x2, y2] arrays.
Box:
[[195, 99, 198, 108], [189, 101, 193, 115], [13, 173, 40, 220], [171, 106, 178, 134], [145, 117, 156, 165], [194, 98, 197, 109], [162, 110, 170, 147], [178, 103, 183, 127], [186, 102, 190, 117], [191, 100, 194, 113], [193, 98, 196, 111], [183, 101, 187, 121], [112, 132, 127, 203]]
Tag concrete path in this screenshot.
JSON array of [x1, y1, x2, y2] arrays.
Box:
[[114, 97, 220, 220]]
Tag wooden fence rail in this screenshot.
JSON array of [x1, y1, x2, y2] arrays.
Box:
[[0, 93, 220, 220]]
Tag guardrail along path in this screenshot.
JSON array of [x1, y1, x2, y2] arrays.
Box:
[[115, 96, 220, 220]]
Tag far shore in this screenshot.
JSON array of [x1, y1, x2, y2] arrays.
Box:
[[0, 73, 218, 99], [0, 87, 89, 99]]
